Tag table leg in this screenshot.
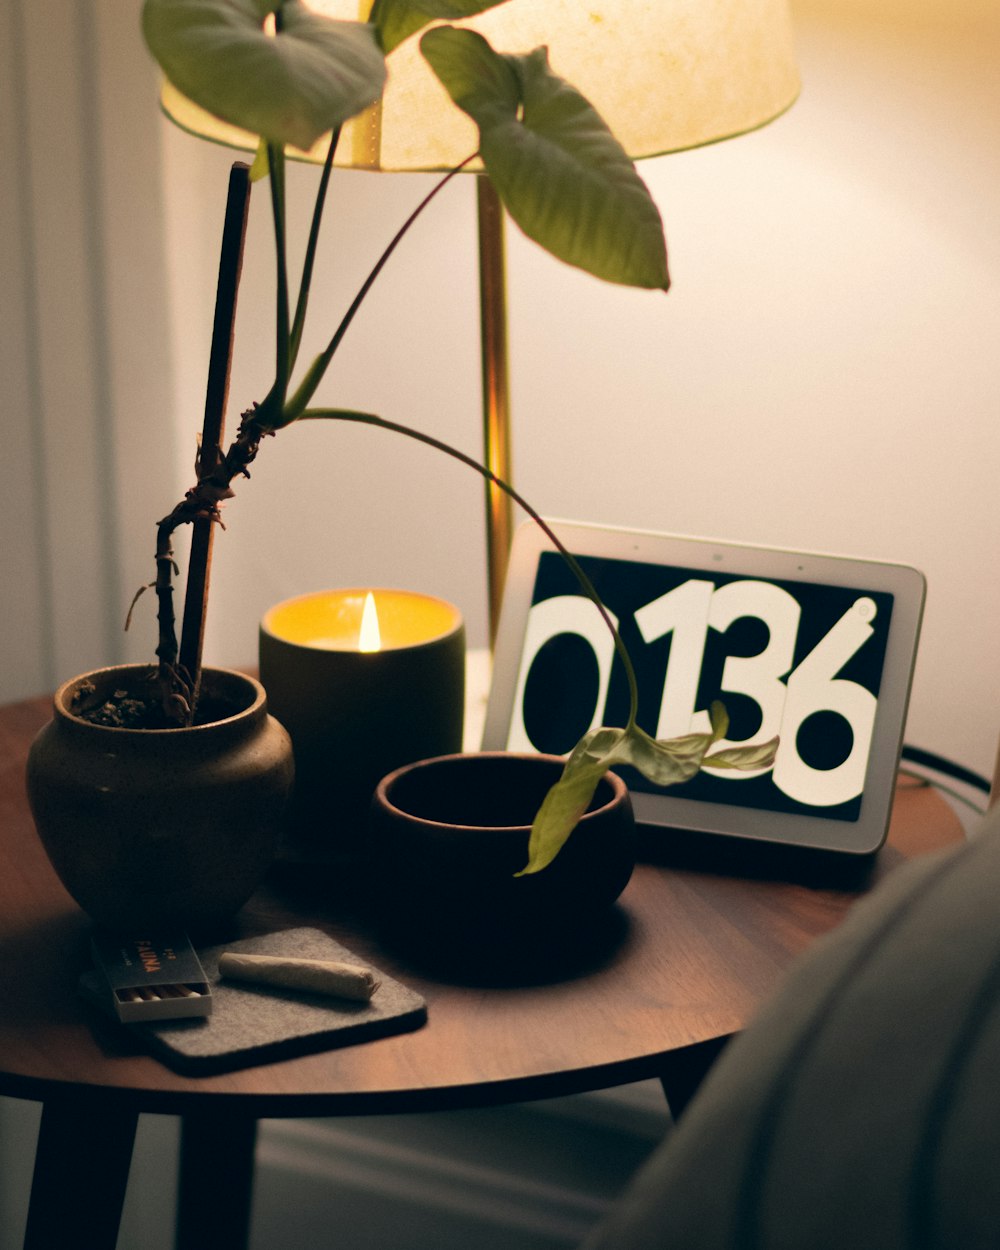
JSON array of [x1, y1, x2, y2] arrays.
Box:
[[24, 1100, 138, 1250], [659, 1035, 731, 1120], [176, 1111, 258, 1250]]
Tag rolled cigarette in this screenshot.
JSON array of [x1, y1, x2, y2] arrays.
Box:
[[218, 952, 379, 1002]]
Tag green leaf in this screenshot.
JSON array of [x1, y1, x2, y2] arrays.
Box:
[[516, 728, 632, 877], [421, 27, 669, 291], [371, 0, 511, 56], [708, 699, 729, 742], [517, 718, 780, 877], [622, 725, 718, 788], [249, 136, 270, 181], [704, 738, 781, 771], [142, 0, 387, 150]]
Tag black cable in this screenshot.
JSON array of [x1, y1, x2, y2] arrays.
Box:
[[900, 745, 991, 794], [899, 744, 991, 817]]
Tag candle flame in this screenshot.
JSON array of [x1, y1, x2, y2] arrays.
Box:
[[358, 592, 381, 653]]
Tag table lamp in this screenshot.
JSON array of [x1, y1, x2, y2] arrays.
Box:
[[158, 0, 800, 639]]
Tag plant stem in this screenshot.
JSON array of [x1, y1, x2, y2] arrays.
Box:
[[268, 142, 290, 408], [154, 519, 182, 675], [144, 157, 480, 722], [279, 154, 477, 425], [289, 128, 340, 371], [152, 413, 266, 719], [301, 407, 641, 725], [178, 162, 253, 697]]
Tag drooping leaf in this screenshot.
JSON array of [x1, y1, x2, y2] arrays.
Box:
[[371, 0, 511, 56], [421, 27, 669, 291], [142, 0, 387, 150], [516, 728, 632, 877], [517, 717, 780, 877], [626, 717, 779, 790], [704, 739, 782, 770], [621, 724, 718, 788]]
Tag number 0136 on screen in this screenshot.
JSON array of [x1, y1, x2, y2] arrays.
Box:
[[507, 553, 896, 824]]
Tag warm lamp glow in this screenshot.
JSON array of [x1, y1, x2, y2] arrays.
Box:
[[160, 0, 801, 170]]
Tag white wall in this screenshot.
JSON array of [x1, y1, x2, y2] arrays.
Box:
[[1, 0, 179, 698], [3, 0, 998, 779], [499, 0, 1000, 777]]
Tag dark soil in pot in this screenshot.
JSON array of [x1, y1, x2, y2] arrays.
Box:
[[69, 666, 241, 729]]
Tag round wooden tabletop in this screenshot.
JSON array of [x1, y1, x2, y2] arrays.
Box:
[[0, 692, 964, 1118]]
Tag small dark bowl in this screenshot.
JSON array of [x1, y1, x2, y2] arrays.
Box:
[[369, 753, 635, 954]]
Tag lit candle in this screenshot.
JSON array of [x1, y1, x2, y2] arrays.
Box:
[[260, 589, 465, 862]]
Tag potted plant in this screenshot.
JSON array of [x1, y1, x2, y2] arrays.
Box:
[[27, 0, 775, 932]]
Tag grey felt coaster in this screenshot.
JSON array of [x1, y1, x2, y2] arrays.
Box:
[[81, 927, 426, 1076]]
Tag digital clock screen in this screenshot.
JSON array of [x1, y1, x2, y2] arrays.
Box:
[[504, 552, 896, 823]]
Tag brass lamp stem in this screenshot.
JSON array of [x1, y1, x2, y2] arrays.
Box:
[[477, 175, 513, 646]]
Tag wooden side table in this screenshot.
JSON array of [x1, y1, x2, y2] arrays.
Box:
[[0, 692, 963, 1249]]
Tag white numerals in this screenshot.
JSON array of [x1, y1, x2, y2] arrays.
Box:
[[774, 598, 877, 806], [635, 580, 799, 771], [507, 595, 618, 753], [633, 579, 715, 738], [515, 580, 881, 809]]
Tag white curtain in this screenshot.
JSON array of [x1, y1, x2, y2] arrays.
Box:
[[0, 0, 178, 703]]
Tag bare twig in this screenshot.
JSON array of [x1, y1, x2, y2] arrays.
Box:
[[177, 163, 253, 703], [154, 411, 267, 721]]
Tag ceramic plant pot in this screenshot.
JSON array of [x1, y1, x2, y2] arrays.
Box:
[[26, 665, 294, 933], [369, 752, 636, 949]]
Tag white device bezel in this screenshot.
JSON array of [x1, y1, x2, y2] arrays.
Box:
[[482, 519, 926, 855]]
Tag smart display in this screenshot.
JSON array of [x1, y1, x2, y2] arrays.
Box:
[[483, 521, 926, 853]]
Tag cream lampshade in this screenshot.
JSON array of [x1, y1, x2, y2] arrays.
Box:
[[159, 1, 800, 636], [161, 1, 801, 168]]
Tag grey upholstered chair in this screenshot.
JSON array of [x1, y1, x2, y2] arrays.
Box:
[[583, 803, 1000, 1250]]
